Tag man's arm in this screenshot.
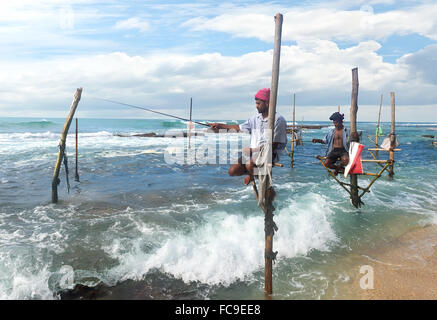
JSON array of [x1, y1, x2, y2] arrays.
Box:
[[313, 129, 331, 144], [312, 139, 325, 144], [208, 123, 241, 132]]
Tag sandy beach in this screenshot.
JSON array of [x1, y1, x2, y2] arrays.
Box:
[[338, 224, 437, 300]]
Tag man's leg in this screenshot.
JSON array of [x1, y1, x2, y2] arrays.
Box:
[[338, 154, 349, 173], [243, 160, 255, 185], [229, 156, 250, 176], [228, 164, 247, 176], [325, 158, 337, 170], [325, 157, 345, 175], [228, 157, 256, 185]]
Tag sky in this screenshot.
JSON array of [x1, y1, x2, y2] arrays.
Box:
[[1, 0, 437, 122]]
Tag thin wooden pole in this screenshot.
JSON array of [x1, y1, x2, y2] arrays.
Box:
[[368, 148, 401, 151], [263, 13, 283, 297], [291, 93, 295, 168], [188, 97, 192, 149], [338, 105, 340, 113], [52, 88, 82, 203], [75, 118, 79, 182], [389, 92, 396, 178], [350, 68, 360, 208], [375, 94, 383, 159]]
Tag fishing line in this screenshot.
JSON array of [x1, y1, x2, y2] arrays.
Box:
[[89, 97, 211, 127]]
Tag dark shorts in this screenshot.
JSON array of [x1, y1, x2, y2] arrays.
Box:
[[327, 148, 348, 161]]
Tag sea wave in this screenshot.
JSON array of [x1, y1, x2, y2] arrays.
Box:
[[103, 193, 337, 286]]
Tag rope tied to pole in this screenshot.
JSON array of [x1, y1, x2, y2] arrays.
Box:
[[265, 250, 278, 263]]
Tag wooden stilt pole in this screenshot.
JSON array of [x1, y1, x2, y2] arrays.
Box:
[[350, 68, 360, 208], [338, 105, 340, 113], [389, 92, 396, 178], [264, 13, 283, 297], [188, 97, 192, 149], [375, 94, 383, 159], [52, 88, 82, 203], [74, 118, 79, 182], [291, 93, 296, 168]]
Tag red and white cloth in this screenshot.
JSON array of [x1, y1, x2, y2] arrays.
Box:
[[344, 142, 364, 177]]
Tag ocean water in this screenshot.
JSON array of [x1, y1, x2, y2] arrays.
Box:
[[0, 117, 436, 300]]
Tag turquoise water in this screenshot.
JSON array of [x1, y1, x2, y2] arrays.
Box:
[[0, 117, 436, 299]]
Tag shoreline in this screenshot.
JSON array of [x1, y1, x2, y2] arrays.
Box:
[[338, 223, 437, 300]]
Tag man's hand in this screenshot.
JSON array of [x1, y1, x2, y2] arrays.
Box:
[[208, 123, 222, 132], [243, 146, 251, 156], [312, 139, 324, 144], [208, 123, 221, 129]]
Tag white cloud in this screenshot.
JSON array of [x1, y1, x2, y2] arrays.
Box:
[[1, 40, 435, 121], [114, 17, 150, 33], [399, 44, 437, 85], [0, 0, 122, 57], [183, 3, 437, 42]]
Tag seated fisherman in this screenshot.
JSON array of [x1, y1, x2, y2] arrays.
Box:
[[208, 88, 287, 185], [312, 112, 350, 175]]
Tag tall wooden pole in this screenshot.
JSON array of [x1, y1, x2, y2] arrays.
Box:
[[338, 105, 340, 113], [75, 118, 79, 182], [350, 68, 360, 208], [375, 94, 383, 159], [188, 97, 192, 149], [264, 13, 283, 297], [291, 93, 296, 168], [52, 88, 82, 203], [389, 92, 396, 178]]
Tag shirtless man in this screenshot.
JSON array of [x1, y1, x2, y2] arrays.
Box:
[[312, 112, 350, 175]]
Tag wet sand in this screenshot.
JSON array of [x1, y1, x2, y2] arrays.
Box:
[[341, 224, 437, 300]]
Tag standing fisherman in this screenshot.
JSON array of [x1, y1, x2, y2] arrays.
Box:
[[208, 88, 287, 185], [312, 112, 352, 175]]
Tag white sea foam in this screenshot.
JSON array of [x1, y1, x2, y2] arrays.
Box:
[[275, 193, 338, 257], [0, 249, 55, 300], [104, 192, 337, 286], [398, 123, 437, 127], [0, 131, 58, 140], [1, 268, 54, 300]]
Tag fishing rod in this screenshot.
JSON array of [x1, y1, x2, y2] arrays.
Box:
[[92, 97, 211, 127]]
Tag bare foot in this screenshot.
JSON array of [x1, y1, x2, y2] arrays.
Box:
[[243, 175, 253, 185]]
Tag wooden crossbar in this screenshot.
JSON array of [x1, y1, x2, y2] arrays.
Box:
[[368, 148, 401, 151], [359, 162, 392, 198], [316, 154, 394, 202], [316, 156, 351, 196], [361, 159, 391, 163]]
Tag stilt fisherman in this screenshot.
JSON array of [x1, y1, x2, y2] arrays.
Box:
[[208, 88, 287, 185], [312, 112, 351, 175]]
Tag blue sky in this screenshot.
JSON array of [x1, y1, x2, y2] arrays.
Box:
[[1, 0, 437, 121]]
